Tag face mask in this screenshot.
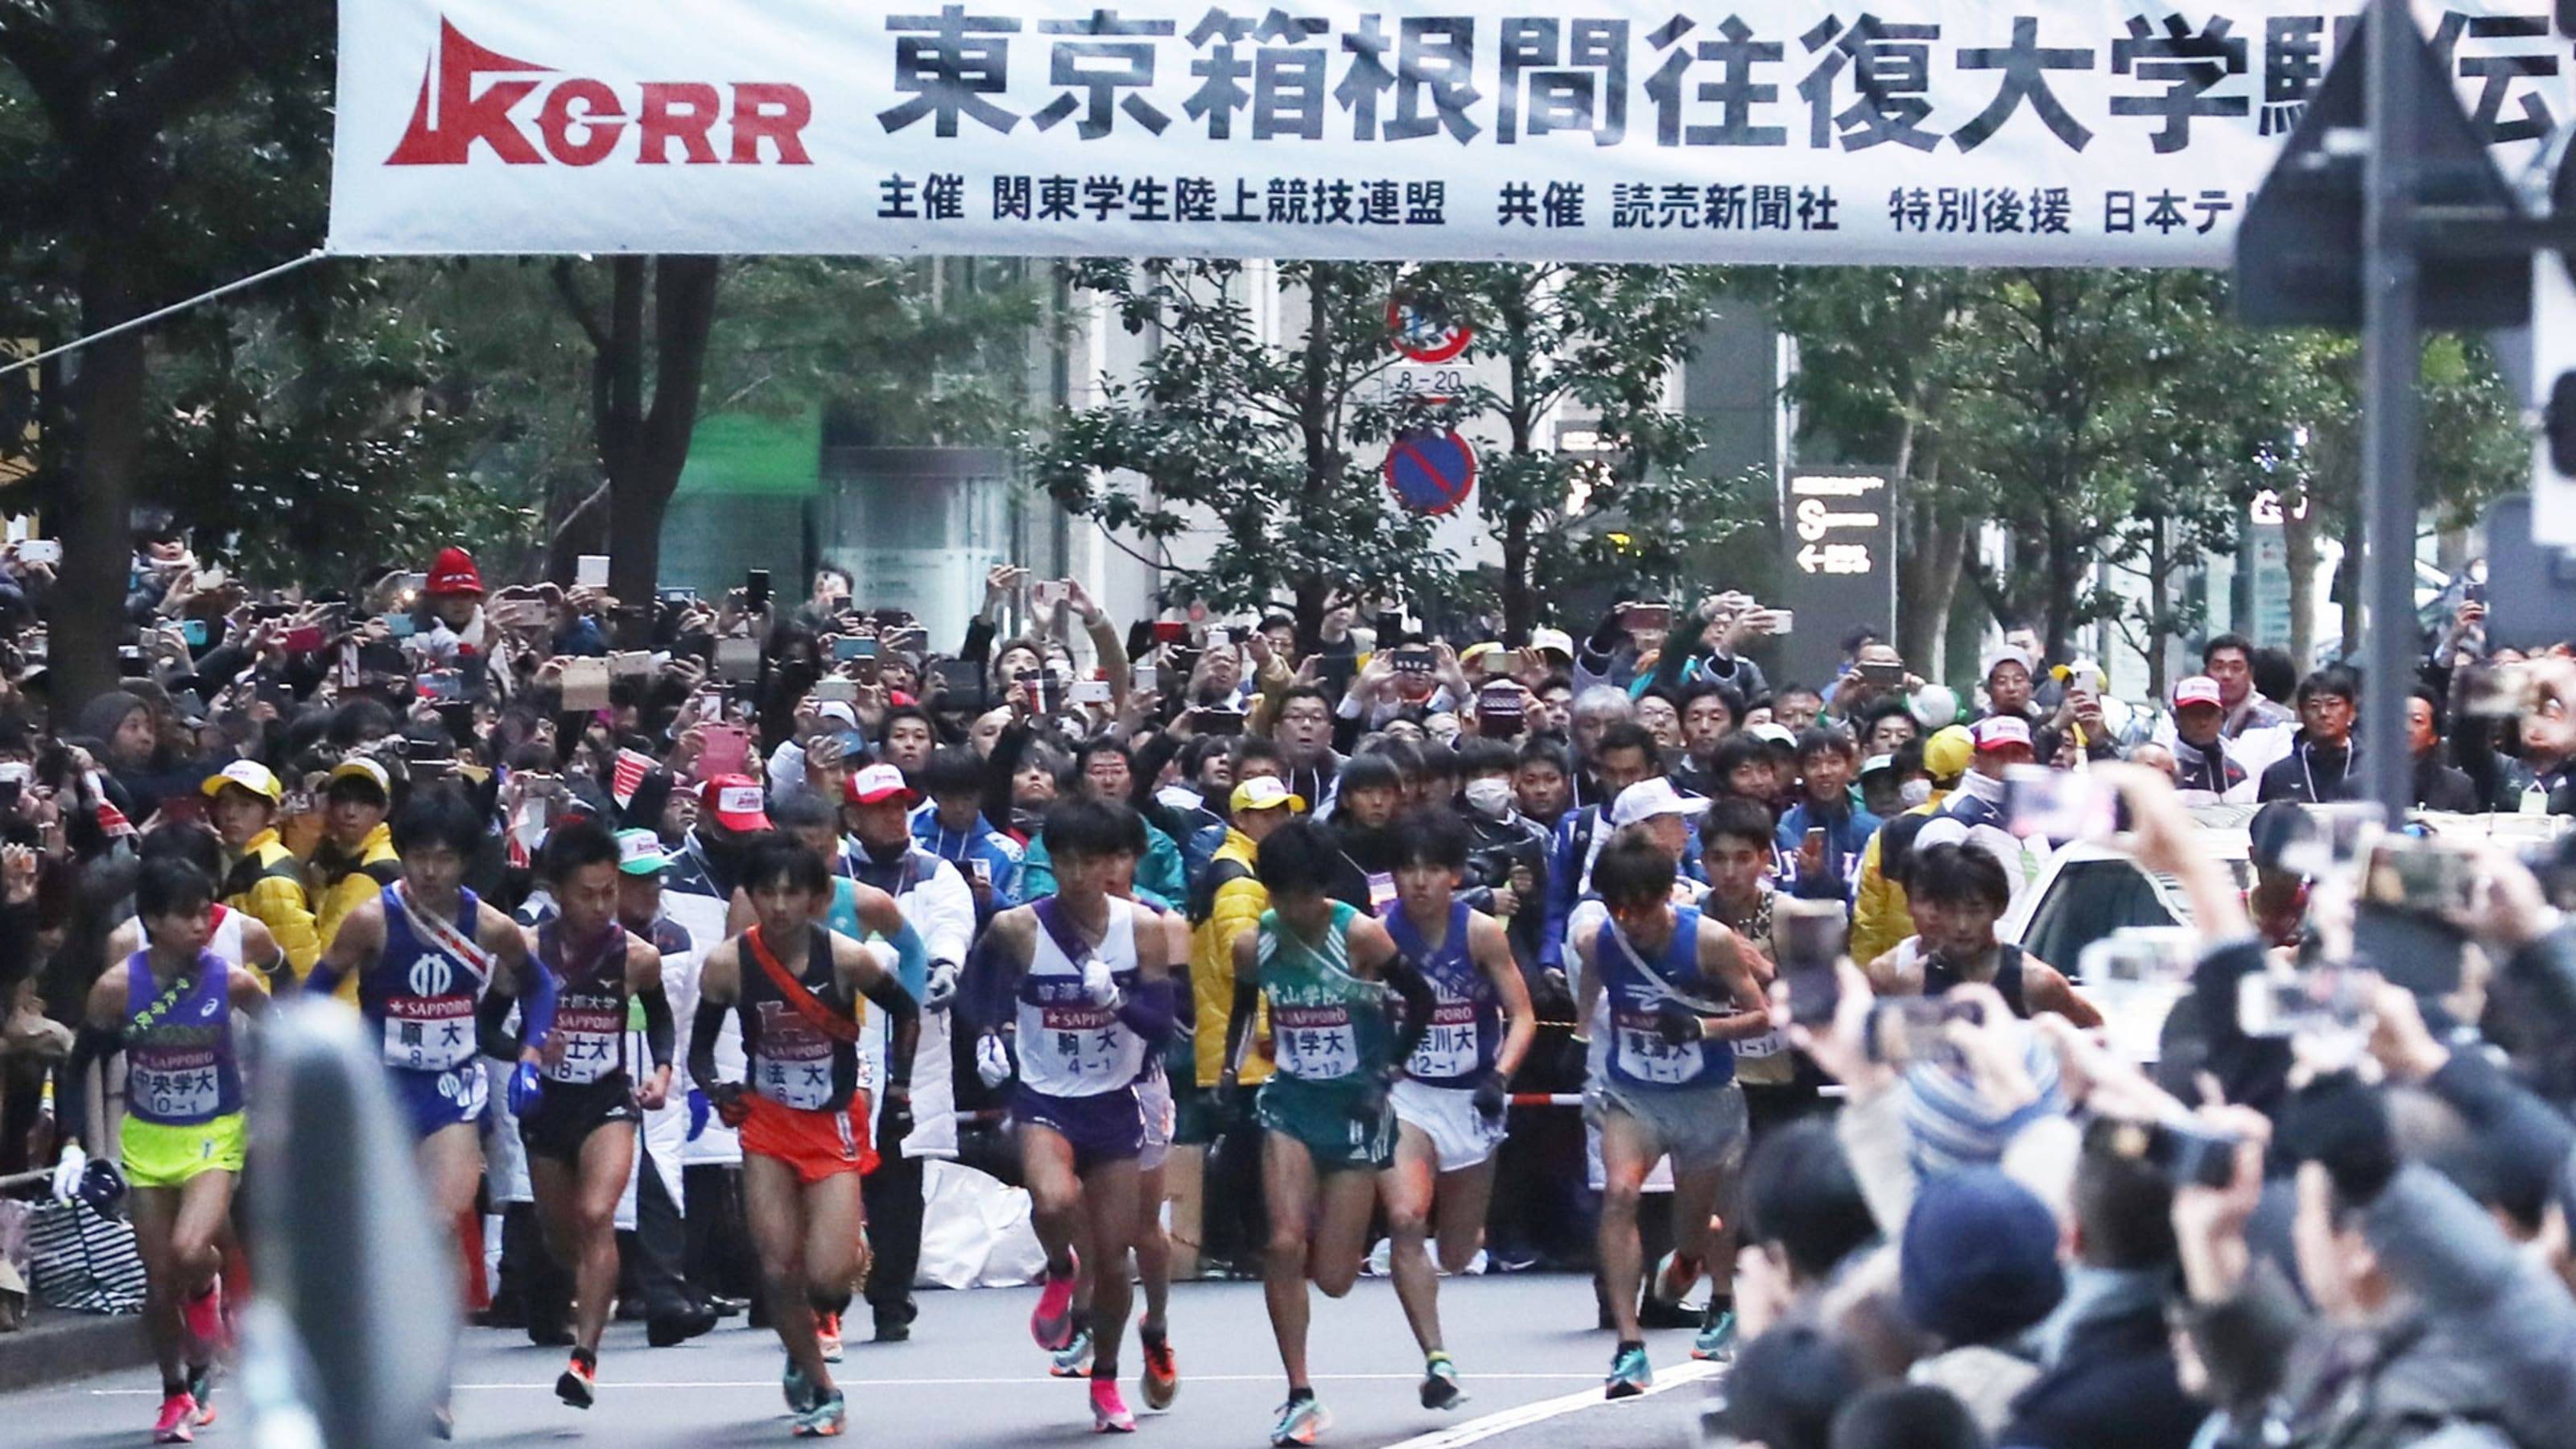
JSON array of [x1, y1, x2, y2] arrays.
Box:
[[1463, 778, 1515, 818], [1899, 778, 1933, 809]]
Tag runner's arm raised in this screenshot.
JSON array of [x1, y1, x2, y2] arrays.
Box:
[[1222, 931, 1260, 1088], [688, 942, 740, 1099], [1351, 916, 1437, 1075], [303, 897, 380, 998], [58, 966, 130, 1150], [836, 933, 919, 1092], [1111, 904, 1179, 1042], [1470, 911, 1538, 1080], [1690, 919, 1775, 1042]]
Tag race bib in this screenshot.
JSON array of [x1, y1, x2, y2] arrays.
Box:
[[1612, 1007, 1703, 1086], [129, 1052, 221, 1122], [1036, 1002, 1126, 1086], [1366, 872, 1398, 917], [753, 1001, 838, 1111], [1734, 1027, 1788, 1059], [382, 994, 477, 1071], [545, 999, 627, 1084], [1274, 1003, 1358, 1081], [1406, 999, 1481, 1080]]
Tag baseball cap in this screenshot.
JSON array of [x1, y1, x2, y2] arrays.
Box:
[[1922, 724, 1975, 781], [1747, 722, 1798, 749], [1229, 776, 1306, 815], [700, 774, 772, 832], [1610, 778, 1708, 828], [1981, 646, 2034, 681], [815, 700, 858, 729], [1528, 627, 1575, 660], [1459, 642, 1505, 671], [1859, 753, 1897, 777], [615, 828, 671, 877], [845, 762, 919, 807], [327, 757, 392, 801], [1971, 716, 2034, 753], [200, 759, 283, 805], [2174, 675, 2224, 710]]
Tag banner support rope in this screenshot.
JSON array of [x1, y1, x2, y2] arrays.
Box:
[[0, 249, 329, 382]]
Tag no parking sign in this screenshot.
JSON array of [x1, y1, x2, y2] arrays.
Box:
[[1383, 430, 1477, 517]]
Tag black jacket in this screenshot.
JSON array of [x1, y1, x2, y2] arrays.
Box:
[[2003, 1283, 2206, 1449], [2257, 737, 2360, 804], [2411, 752, 2480, 813]]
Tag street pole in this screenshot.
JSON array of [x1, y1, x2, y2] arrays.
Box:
[[2360, 0, 2419, 819]]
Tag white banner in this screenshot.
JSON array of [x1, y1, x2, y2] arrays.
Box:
[[329, 0, 2563, 265]]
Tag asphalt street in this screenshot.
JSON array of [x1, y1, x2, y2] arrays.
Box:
[[0, 1274, 1729, 1448]]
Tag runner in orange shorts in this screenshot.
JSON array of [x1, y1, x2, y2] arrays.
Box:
[[693, 836, 919, 1439]]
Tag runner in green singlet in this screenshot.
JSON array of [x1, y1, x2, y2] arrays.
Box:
[[1220, 820, 1435, 1448]]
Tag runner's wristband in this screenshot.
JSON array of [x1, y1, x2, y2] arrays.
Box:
[[638, 985, 675, 1072], [518, 956, 562, 1052]]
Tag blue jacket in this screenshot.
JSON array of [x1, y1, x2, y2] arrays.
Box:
[[1541, 803, 1703, 970], [1776, 796, 1880, 872], [910, 807, 1025, 922]]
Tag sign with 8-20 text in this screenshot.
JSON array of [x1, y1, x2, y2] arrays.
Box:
[[328, 0, 2562, 264]]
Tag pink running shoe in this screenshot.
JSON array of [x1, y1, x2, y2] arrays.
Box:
[[152, 1391, 199, 1444], [1090, 1378, 1136, 1434], [1030, 1249, 1080, 1351], [181, 1283, 223, 1351]]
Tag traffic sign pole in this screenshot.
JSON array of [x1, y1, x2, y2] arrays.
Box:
[[2359, 0, 2418, 821]]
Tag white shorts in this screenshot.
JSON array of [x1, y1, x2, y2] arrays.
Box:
[[1389, 1077, 1507, 1174]]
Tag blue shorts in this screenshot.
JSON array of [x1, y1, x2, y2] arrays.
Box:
[[391, 1063, 487, 1141], [1014, 1084, 1144, 1174]]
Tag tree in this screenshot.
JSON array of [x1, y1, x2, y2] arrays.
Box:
[[1025, 258, 1452, 646], [1409, 263, 1744, 641], [0, 0, 332, 713]]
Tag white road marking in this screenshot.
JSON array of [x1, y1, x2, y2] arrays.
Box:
[[89, 1371, 1612, 1396], [1377, 1360, 1720, 1449]]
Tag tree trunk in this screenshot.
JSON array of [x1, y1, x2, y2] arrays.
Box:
[[1498, 279, 1538, 645], [2283, 481, 2320, 671], [54, 251, 147, 720], [604, 256, 720, 610], [2336, 505, 2366, 666], [2145, 511, 2171, 703]]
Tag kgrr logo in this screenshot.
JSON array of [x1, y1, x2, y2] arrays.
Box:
[[387, 19, 813, 167]]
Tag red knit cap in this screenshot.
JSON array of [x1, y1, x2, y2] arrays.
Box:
[[426, 546, 484, 597]]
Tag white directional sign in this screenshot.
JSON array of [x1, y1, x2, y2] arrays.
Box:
[[1778, 469, 1897, 687]]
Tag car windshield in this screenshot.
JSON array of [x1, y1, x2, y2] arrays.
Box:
[[2021, 858, 2183, 970]]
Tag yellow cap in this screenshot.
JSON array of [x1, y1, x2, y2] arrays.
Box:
[[200, 760, 283, 805], [1922, 725, 1975, 782]]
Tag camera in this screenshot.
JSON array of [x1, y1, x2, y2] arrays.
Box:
[[1777, 898, 1847, 1027]]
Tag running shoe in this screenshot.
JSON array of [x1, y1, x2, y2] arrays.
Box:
[[185, 1363, 217, 1427], [1050, 1325, 1095, 1378], [1419, 1354, 1466, 1411], [1604, 1344, 1653, 1400], [1138, 1327, 1178, 1410], [181, 1282, 224, 1350], [556, 1352, 597, 1410], [784, 1357, 819, 1414], [1268, 1395, 1329, 1447], [815, 1311, 844, 1364], [1090, 1379, 1137, 1434], [791, 1388, 848, 1438], [1030, 1250, 1081, 1350], [1649, 1250, 1701, 1307], [1691, 1307, 1738, 1363], [152, 1392, 198, 1444]]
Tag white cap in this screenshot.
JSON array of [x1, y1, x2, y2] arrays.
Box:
[[815, 700, 858, 729], [1610, 778, 1708, 828]]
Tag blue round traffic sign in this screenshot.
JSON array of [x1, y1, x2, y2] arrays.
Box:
[[1383, 430, 1477, 516]]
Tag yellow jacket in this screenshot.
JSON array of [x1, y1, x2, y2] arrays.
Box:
[[1188, 828, 1273, 1088], [1848, 790, 1952, 966], [311, 823, 399, 1004], [225, 828, 320, 985]]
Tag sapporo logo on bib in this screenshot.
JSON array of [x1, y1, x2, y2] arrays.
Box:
[[1273, 1002, 1358, 1080], [753, 1000, 838, 1110]]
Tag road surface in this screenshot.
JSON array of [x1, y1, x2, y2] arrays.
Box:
[[0, 1274, 1728, 1447]]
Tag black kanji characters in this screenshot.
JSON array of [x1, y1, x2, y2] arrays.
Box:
[[881, 6, 1022, 137], [1952, 15, 2095, 152], [2111, 14, 2249, 155]]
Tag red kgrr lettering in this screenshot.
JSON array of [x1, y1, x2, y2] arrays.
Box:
[[638, 82, 722, 165], [386, 19, 551, 166], [535, 77, 625, 166], [729, 83, 813, 165]]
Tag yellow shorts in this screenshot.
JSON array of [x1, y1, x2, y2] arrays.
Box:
[[120, 1113, 249, 1190]]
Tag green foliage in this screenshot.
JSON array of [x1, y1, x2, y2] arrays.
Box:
[[1025, 258, 1453, 628]]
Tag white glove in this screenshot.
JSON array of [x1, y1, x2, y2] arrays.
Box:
[[976, 1032, 1013, 1088], [923, 960, 960, 1011], [50, 1143, 86, 1204], [1080, 957, 1121, 1009]]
